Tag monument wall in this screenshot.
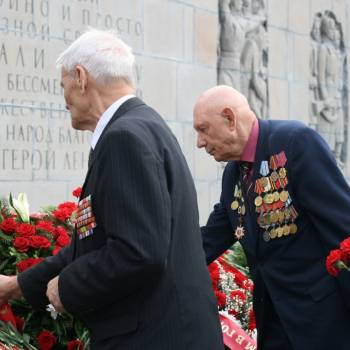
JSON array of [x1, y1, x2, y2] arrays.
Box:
[[0, 0, 349, 224]]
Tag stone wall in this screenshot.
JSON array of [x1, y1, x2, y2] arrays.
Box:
[[0, 0, 349, 224]]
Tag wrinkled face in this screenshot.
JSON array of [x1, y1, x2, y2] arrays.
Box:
[[61, 69, 90, 130], [193, 107, 237, 162]]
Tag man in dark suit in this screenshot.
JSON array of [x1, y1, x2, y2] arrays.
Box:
[[193, 85, 350, 349], [0, 29, 224, 349]]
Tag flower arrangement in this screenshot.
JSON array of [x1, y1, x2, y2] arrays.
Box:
[[208, 243, 256, 337], [0, 189, 89, 350], [326, 237, 350, 276]]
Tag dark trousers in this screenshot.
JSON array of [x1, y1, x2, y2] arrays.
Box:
[[257, 288, 293, 350]]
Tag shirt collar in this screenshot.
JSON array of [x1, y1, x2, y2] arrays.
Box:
[[240, 119, 259, 162], [91, 94, 135, 149]]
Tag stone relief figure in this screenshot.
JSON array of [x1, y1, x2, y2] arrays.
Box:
[[309, 13, 322, 129], [218, 0, 268, 118], [310, 11, 348, 167], [240, 23, 268, 119], [217, 0, 245, 90]]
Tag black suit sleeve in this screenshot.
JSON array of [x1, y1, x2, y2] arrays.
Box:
[[201, 167, 235, 264], [17, 246, 72, 309], [58, 129, 171, 315]]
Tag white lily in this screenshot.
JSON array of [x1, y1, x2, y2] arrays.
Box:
[[9, 192, 30, 223]]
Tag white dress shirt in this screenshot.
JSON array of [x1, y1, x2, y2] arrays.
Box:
[[91, 94, 135, 149]]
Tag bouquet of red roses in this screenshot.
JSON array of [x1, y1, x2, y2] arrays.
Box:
[[0, 189, 89, 350], [326, 237, 350, 276], [208, 245, 256, 336]]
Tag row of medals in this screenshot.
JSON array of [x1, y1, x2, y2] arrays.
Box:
[[254, 166, 298, 242]]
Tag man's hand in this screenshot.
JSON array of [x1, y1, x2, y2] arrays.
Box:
[[0, 275, 22, 304], [46, 276, 66, 313]]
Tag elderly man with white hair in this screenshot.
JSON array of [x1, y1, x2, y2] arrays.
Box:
[[0, 29, 224, 350]]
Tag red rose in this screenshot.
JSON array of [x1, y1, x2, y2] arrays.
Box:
[[58, 202, 77, 212], [17, 257, 44, 272], [56, 233, 70, 247], [326, 249, 344, 276], [14, 316, 24, 331], [0, 218, 17, 234], [53, 207, 76, 222], [13, 237, 30, 252], [67, 339, 84, 350], [37, 330, 56, 350], [36, 221, 55, 234], [340, 237, 350, 259], [72, 187, 82, 199], [30, 236, 52, 249], [214, 290, 227, 309], [0, 303, 16, 328], [53, 202, 77, 221], [53, 226, 68, 239], [52, 246, 61, 256], [15, 223, 36, 237]]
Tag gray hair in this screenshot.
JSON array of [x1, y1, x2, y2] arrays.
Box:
[[56, 28, 135, 86]]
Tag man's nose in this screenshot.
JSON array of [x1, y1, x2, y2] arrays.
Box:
[[197, 135, 206, 148]]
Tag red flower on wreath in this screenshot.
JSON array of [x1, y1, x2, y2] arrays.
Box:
[[215, 290, 227, 308], [37, 330, 57, 350], [0, 218, 17, 234]]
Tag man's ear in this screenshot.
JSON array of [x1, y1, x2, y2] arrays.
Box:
[[75, 65, 87, 94], [222, 107, 236, 130]]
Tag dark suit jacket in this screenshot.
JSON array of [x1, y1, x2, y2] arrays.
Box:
[[18, 97, 224, 350], [202, 119, 350, 349]]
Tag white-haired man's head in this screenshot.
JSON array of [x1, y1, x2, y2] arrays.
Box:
[[56, 28, 135, 86]]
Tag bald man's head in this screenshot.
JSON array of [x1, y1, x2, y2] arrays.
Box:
[[193, 85, 256, 162]]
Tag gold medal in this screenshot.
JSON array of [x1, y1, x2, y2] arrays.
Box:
[[263, 193, 273, 204], [241, 205, 246, 215], [260, 177, 268, 187], [270, 228, 277, 239], [254, 196, 263, 207], [279, 190, 289, 202], [276, 227, 283, 237], [290, 223, 297, 234], [282, 225, 290, 236], [270, 212, 278, 223], [279, 167, 287, 178], [231, 200, 239, 210], [273, 191, 280, 202], [278, 211, 285, 223], [270, 171, 279, 182]]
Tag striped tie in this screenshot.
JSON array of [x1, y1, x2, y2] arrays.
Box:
[[240, 161, 253, 194]]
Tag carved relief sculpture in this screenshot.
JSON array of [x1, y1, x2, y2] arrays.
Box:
[[309, 11, 348, 167], [218, 0, 268, 118]]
